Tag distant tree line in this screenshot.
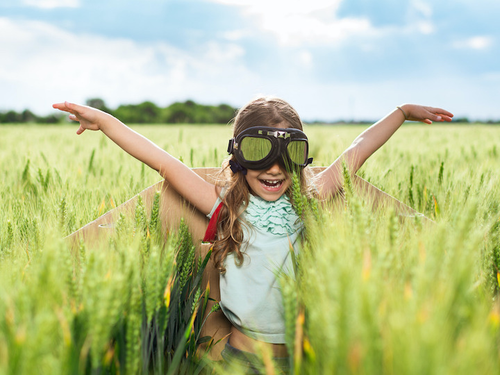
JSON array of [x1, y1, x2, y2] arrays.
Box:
[[0, 98, 238, 125], [1, 99, 500, 124], [0, 109, 62, 124]]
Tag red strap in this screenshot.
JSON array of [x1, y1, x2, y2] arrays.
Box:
[[203, 202, 224, 242]]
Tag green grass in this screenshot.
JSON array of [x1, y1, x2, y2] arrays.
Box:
[[0, 123, 499, 374]]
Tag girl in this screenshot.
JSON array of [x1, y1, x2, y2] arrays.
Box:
[[53, 97, 453, 372]]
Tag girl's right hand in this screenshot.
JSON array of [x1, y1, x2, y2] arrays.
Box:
[[52, 101, 106, 134]]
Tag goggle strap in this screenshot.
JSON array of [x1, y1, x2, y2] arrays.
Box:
[[227, 138, 235, 154], [306, 157, 313, 166], [229, 159, 247, 175]]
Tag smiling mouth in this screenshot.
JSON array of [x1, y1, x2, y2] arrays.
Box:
[[260, 179, 284, 189]]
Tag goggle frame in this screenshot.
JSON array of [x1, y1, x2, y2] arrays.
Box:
[[227, 126, 313, 171]]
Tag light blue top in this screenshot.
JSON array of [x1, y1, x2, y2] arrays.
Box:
[[207, 192, 303, 343]]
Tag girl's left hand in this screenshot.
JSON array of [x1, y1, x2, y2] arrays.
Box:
[[400, 104, 454, 124]]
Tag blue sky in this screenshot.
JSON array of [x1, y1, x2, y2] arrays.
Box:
[[1, 0, 498, 121]]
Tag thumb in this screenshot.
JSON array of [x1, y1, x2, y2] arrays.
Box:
[[76, 125, 86, 135]]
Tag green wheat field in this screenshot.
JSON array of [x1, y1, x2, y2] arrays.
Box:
[[0, 123, 499, 374]]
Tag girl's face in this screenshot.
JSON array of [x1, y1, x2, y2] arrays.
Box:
[[242, 121, 293, 201], [245, 162, 291, 201]]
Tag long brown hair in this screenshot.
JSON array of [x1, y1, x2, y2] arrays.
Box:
[[211, 96, 312, 273]]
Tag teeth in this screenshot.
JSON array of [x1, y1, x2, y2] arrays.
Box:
[[261, 179, 283, 186]]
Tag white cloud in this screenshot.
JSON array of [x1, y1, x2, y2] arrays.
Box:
[[23, 0, 80, 9], [453, 36, 494, 50], [260, 15, 372, 46], [222, 29, 248, 41], [416, 21, 434, 35], [209, 0, 372, 46], [211, 0, 342, 15], [298, 50, 313, 68], [200, 41, 245, 63], [0, 17, 258, 114], [209, 0, 439, 47], [405, 0, 435, 35], [411, 0, 433, 18]]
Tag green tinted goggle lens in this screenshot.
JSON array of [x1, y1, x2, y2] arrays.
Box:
[[287, 141, 307, 165], [240, 137, 272, 161], [240, 137, 307, 165]]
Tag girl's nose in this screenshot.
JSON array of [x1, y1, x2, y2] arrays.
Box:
[[266, 162, 282, 174]]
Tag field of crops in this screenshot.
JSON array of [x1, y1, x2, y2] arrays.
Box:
[[0, 123, 499, 374]]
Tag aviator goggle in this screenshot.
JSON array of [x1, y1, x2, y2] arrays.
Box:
[[227, 126, 313, 172]]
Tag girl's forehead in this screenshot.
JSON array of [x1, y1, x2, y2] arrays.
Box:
[[233, 122, 306, 137], [274, 121, 289, 129], [243, 121, 295, 131]]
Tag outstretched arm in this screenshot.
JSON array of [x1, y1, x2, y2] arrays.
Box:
[[53, 101, 219, 215], [316, 104, 453, 198]]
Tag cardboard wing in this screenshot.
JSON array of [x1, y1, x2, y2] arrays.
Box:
[[66, 166, 421, 360]]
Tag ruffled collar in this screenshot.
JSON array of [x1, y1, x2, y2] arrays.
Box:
[[243, 194, 303, 236]]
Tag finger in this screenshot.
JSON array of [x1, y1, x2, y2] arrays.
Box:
[[64, 101, 82, 114], [431, 107, 454, 118], [424, 111, 443, 122], [52, 102, 71, 112], [68, 114, 79, 122], [76, 125, 86, 135], [63, 101, 91, 117], [436, 114, 453, 122]]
